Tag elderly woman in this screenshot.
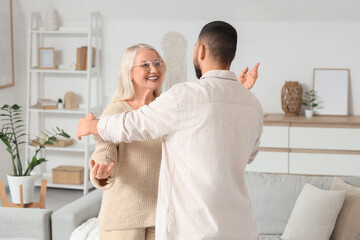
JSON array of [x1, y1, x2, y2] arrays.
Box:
[[87, 43, 259, 240], [91, 43, 164, 240]]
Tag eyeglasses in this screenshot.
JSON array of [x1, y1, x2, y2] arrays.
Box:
[[132, 59, 165, 71]]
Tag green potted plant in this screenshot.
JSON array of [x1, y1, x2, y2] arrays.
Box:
[[302, 90, 318, 118], [0, 104, 70, 204], [57, 98, 63, 109]]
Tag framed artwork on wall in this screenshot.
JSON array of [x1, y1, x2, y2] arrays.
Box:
[[0, 0, 15, 89], [313, 68, 350, 116], [38, 48, 55, 69]]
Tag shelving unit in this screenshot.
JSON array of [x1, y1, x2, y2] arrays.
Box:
[[25, 12, 102, 194]]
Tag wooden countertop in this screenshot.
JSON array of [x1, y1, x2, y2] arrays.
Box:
[[263, 114, 360, 127]]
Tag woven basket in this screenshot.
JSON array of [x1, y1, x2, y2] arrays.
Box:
[[281, 81, 303, 116]]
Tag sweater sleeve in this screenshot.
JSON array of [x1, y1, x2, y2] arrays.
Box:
[[98, 86, 179, 143], [90, 102, 126, 190], [90, 135, 117, 190]]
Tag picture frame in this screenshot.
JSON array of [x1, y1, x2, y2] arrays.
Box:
[[313, 68, 350, 116], [0, 0, 15, 89], [38, 47, 55, 69]]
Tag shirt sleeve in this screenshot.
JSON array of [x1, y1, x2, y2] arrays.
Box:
[[248, 114, 263, 164], [98, 86, 179, 143], [248, 136, 260, 164]]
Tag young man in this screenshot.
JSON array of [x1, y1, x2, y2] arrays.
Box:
[[78, 21, 263, 240]]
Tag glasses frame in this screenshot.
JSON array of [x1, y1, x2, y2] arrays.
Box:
[[132, 58, 165, 72]]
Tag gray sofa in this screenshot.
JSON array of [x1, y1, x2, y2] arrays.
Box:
[[0, 207, 52, 240], [2, 172, 360, 239], [247, 172, 360, 239], [51, 172, 360, 240], [51, 189, 102, 240]]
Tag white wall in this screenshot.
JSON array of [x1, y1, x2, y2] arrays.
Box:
[[0, 0, 27, 186], [14, 0, 360, 116], [1, 0, 360, 186], [101, 20, 360, 115]]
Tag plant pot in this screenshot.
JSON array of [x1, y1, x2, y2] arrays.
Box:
[[57, 103, 63, 109], [305, 109, 314, 118], [7, 174, 36, 204]]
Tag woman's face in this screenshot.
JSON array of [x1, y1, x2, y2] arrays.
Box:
[[131, 49, 165, 94]]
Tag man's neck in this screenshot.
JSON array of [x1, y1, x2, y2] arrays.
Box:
[[200, 61, 230, 76]]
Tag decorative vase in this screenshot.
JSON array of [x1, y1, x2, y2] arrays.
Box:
[[45, 9, 58, 31], [281, 81, 303, 116], [7, 174, 36, 204], [305, 109, 314, 118]]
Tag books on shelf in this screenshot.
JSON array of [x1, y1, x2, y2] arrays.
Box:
[[35, 98, 58, 109], [76, 46, 96, 70]]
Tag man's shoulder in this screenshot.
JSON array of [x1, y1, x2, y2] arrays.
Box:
[[169, 81, 200, 91], [161, 81, 202, 98]]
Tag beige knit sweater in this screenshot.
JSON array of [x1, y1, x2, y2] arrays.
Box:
[[90, 100, 162, 231]]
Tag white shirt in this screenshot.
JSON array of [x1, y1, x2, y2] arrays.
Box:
[[98, 70, 263, 240]]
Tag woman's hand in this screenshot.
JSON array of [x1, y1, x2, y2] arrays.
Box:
[[90, 159, 115, 180]]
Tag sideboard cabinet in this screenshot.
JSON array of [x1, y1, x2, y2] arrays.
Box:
[[246, 114, 360, 176]]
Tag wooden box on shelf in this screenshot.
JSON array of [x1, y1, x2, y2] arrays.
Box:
[[52, 165, 84, 185]]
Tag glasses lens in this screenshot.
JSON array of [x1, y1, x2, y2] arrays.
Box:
[[154, 59, 164, 68], [142, 61, 152, 69]]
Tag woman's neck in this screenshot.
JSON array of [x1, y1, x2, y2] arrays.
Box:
[[127, 90, 156, 110]]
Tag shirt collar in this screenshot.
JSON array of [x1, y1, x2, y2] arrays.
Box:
[[200, 70, 237, 82]]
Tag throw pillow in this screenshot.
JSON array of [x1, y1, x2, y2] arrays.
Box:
[[330, 177, 360, 240], [282, 183, 346, 240]]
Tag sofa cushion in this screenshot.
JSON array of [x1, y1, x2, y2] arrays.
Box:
[[330, 177, 360, 240], [245, 171, 360, 235], [282, 184, 346, 240]]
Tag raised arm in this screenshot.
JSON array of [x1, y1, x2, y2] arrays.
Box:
[[77, 87, 179, 143], [238, 62, 260, 90]]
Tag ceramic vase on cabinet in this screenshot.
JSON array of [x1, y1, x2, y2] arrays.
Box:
[[281, 81, 303, 116]]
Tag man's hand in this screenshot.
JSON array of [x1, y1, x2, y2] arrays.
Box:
[[90, 159, 114, 180], [77, 112, 100, 140], [238, 62, 260, 90]]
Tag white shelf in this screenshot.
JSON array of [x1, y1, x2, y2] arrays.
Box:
[[31, 28, 88, 34], [29, 67, 96, 74], [35, 174, 93, 190], [30, 28, 100, 35], [27, 142, 95, 153], [26, 11, 101, 195], [28, 106, 100, 115]]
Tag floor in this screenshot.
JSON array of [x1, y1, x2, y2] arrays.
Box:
[[2, 186, 93, 211]]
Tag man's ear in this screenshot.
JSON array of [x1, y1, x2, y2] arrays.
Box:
[[199, 44, 206, 61]]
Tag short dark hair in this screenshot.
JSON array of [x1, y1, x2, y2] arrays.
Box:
[[198, 21, 237, 66]]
